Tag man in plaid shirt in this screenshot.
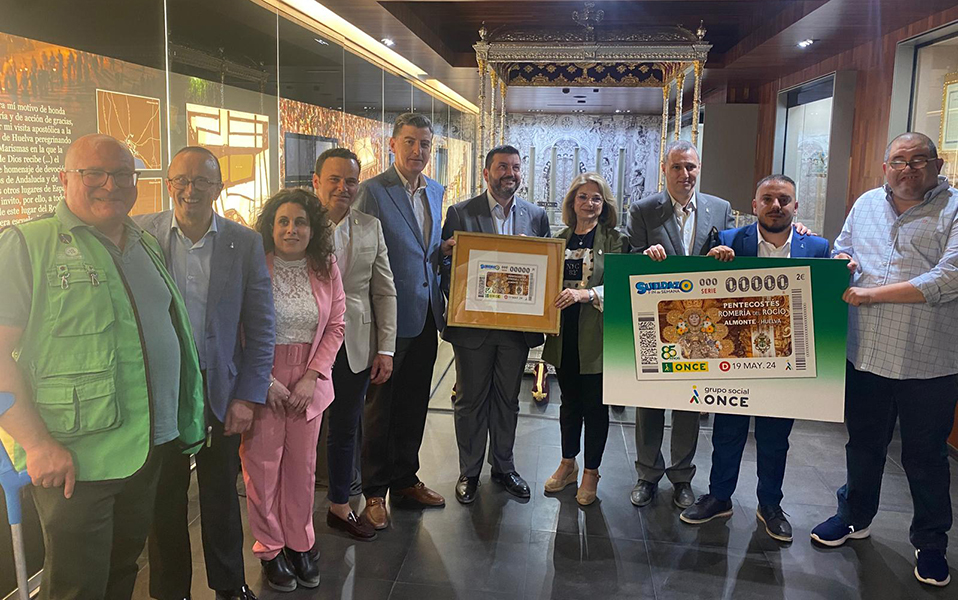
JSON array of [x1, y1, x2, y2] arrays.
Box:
[[811, 132, 958, 588]]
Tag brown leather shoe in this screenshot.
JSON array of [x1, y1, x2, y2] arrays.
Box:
[[361, 497, 388, 530], [391, 482, 446, 507]]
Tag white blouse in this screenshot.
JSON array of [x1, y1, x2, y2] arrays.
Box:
[[272, 256, 319, 345]]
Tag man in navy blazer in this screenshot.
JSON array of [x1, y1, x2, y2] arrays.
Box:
[[137, 147, 274, 600], [440, 145, 551, 503], [355, 113, 447, 529], [679, 174, 829, 544]]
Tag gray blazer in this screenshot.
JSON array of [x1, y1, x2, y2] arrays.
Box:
[[337, 209, 398, 374], [440, 192, 551, 350], [135, 211, 275, 422], [356, 167, 446, 337], [627, 191, 734, 256]]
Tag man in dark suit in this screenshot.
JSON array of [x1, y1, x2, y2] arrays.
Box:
[[355, 113, 447, 530], [440, 145, 551, 503], [138, 147, 275, 600], [679, 174, 830, 543], [626, 140, 735, 510]]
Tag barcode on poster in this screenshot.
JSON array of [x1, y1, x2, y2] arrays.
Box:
[[637, 314, 658, 374], [791, 289, 807, 370]]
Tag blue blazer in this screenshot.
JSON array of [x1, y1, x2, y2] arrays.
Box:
[[135, 211, 276, 423], [356, 166, 446, 337], [717, 223, 831, 259]]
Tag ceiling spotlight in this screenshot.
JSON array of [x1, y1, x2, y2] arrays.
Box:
[[615, 109, 621, 113], [381, 38, 395, 47], [797, 39, 815, 48]]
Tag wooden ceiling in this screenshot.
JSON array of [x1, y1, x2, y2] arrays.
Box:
[[379, 0, 804, 68]]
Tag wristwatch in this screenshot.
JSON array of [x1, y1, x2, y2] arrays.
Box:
[[587, 288, 595, 303]]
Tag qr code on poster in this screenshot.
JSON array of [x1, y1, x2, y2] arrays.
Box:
[[637, 314, 658, 374]]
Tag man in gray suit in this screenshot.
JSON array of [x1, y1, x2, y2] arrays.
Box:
[[440, 145, 551, 503], [312, 147, 397, 540], [626, 140, 734, 511], [355, 113, 447, 530], [138, 146, 274, 600]]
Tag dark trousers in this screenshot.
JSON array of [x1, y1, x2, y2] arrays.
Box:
[[32, 442, 169, 600], [452, 333, 528, 478], [837, 362, 958, 551], [327, 345, 371, 504], [556, 366, 609, 470], [708, 413, 794, 507], [362, 309, 438, 498], [148, 414, 245, 597]]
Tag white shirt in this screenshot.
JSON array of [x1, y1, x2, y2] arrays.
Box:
[[395, 166, 430, 242], [169, 213, 217, 368], [669, 192, 696, 255], [272, 256, 319, 345], [487, 190, 517, 236], [757, 227, 793, 258]]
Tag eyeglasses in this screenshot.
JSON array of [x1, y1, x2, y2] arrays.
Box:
[[887, 157, 936, 171], [64, 169, 139, 189], [168, 176, 222, 192], [575, 194, 604, 204]]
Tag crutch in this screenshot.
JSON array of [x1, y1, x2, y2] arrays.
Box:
[[0, 392, 32, 600]]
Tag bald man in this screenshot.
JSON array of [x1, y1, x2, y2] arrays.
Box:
[[0, 134, 205, 599]]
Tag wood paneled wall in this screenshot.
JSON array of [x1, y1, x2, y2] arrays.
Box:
[[753, 7, 958, 211]]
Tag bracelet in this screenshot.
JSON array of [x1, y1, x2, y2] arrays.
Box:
[[268, 378, 275, 390]]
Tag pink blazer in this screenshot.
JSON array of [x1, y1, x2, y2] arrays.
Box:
[[266, 253, 346, 421]]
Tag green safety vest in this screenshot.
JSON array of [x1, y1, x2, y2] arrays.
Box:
[[11, 207, 205, 481]]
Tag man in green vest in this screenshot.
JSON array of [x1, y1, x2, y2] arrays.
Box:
[[0, 134, 204, 600]]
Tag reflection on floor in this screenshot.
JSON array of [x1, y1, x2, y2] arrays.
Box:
[[132, 341, 958, 599]]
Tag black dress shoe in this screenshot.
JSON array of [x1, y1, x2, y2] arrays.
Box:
[[491, 471, 530, 498], [262, 552, 297, 592], [214, 585, 257, 600], [630, 479, 656, 507], [456, 475, 480, 504], [672, 482, 695, 509], [757, 504, 793, 542], [679, 494, 733, 524], [285, 548, 320, 589]]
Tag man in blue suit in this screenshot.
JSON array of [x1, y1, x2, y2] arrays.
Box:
[[138, 147, 274, 600], [355, 113, 447, 530], [679, 174, 829, 543]]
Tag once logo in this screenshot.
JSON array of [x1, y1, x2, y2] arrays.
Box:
[[719, 361, 731, 372], [689, 385, 700, 404], [669, 361, 708, 372]]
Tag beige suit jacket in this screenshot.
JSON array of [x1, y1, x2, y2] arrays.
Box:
[[336, 209, 398, 373]]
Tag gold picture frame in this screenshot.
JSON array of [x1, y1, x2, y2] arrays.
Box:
[[448, 231, 565, 334], [940, 72, 958, 187], [940, 72, 958, 151]]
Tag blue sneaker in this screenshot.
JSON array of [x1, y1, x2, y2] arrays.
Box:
[[810, 515, 870, 547], [915, 549, 950, 587]]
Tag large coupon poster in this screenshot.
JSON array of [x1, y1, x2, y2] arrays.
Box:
[[604, 255, 849, 422]]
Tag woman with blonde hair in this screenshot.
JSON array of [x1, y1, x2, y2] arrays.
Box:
[[542, 172, 628, 505]]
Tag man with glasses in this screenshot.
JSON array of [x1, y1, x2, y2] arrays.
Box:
[[137, 147, 274, 600], [0, 134, 205, 599], [810, 132, 958, 588]]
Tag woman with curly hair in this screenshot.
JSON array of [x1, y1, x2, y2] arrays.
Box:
[[240, 188, 345, 592]]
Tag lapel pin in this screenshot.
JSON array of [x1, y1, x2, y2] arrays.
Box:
[[230, 241, 235, 249]]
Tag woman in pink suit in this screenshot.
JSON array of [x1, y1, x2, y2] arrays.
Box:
[[242, 188, 345, 593]]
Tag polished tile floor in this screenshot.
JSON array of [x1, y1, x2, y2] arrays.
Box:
[[132, 342, 958, 599]]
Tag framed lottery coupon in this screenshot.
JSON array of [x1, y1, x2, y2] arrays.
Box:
[[448, 231, 564, 334]]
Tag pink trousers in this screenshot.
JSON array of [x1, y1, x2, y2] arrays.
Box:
[[240, 343, 322, 560]]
